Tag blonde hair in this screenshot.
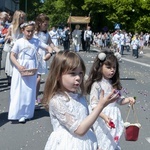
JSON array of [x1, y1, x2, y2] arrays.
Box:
[[11, 10, 26, 34], [42, 51, 86, 110], [0, 11, 8, 21]]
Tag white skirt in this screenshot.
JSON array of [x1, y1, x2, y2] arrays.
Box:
[[45, 128, 98, 150]]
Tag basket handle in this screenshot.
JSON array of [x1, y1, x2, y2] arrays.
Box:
[[125, 105, 139, 123]]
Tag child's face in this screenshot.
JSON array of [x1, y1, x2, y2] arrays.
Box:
[[60, 66, 83, 93], [39, 20, 49, 31], [102, 64, 116, 80], [23, 25, 35, 40]]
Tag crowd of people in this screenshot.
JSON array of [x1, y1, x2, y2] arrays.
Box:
[[92, 30, 150, 58], [0, 10, 146, 150], [0, 10, 60, 123], [47, 25, 150, 57], [47, 24, 93, 52]]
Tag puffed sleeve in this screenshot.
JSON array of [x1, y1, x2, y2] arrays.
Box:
[[11, 39, 20, 54], [50, 95, 82, 134], [89, 82, 101, 109]]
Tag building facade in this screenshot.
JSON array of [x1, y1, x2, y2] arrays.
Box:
[[0, 0, 19, 13]]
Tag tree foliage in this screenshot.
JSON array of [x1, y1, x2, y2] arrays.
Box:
[[19, 0, 44, 20], [19, 0, 150, 33]]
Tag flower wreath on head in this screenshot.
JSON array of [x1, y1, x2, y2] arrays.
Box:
[[20, 21, 35, 29], [98, 52, 106, 61]]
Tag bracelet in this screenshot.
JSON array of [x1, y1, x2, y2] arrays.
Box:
[[49, 52, 53, 56], [52, 51, 56, 55], [49, 51, 56, 56]]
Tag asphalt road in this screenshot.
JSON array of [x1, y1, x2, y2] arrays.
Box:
[[0, 46, 150, 150]]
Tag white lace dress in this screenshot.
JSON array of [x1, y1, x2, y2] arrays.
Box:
[[45, 92, 98, 150], [89, 78, 124, 150]]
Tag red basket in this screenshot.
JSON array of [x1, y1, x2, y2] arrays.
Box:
[[124, 125, 140, 141], [124, 105, 141, 141]]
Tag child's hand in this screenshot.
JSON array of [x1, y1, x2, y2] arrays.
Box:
[[18, 65, 26, 72], [128, 97, 136, 105], [103, 115, 112, 128], [108, 120, 115, 129], [54, 47, 60, 53], [43, 53, 51, 61], [99, 89, 120, 107], [110, 89, 121, 100], [114, 89, 121, 96], [6, 36, 12, 41]]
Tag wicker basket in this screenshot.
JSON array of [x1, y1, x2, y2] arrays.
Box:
[[20, 68, 37, 76]]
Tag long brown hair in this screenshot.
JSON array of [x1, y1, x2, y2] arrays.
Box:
[[41, 51, 86, 110], [35, 13, 49, 32], [85, 50, 122, 94]]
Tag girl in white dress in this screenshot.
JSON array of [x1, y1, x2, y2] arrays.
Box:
[[5, 10, 26, 86], [41, 51, 120, 150], [49, 26, 59, 46], [35, 13, 60, 104], [139, 32, 144, 54], [85, 50, 135, 150], [8, 21, 53, 123]]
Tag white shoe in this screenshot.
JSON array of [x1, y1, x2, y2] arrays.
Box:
[[19, 117, 26, 123], [140, 51, 143, 55]]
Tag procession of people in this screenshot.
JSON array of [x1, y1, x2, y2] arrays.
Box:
[[0, 9, 150, 150]]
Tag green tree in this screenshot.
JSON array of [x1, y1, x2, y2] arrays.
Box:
[[83, 0, 150, 32], [134, 0, 150, 32], [38, 0, 87, 28], [19, 0, 44, 20], [19, 0, 150, 32]]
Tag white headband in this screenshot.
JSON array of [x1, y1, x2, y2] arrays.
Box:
[[20, 21, 35, 28]]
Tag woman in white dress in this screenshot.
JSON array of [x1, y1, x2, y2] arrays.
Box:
[[41, 51, 119, 150], [85, 50, 135, 150], [8, 21, 53, 123], [5, 10, 26, 86]]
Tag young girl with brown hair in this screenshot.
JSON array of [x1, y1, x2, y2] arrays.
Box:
[[85, 50, 135, 150], [42, 51, 119, 150], [34, 13, 60, 105]]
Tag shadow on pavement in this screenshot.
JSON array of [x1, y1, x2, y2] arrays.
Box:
[[0, 108, 49, 126], [120, 78, 136, 80], [0, 112, 9, 127], [29, 108, 49, 122], [10, 109, 49, 124], [79, 50, 98, 53]]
